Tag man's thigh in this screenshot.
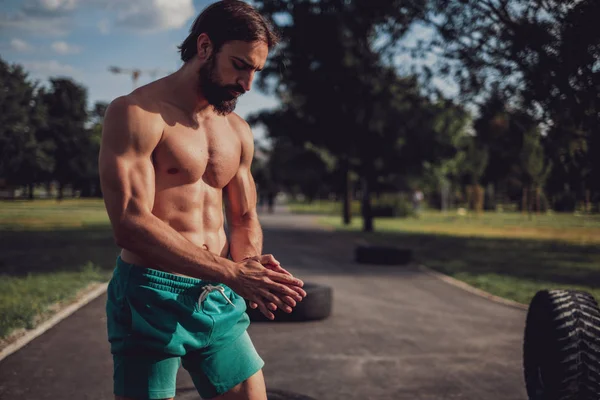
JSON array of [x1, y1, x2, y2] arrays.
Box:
[[183, 331, 265, 399], [113, 354, 180, 400], [115, 397, 173, 400], [214, 370, 266, 400]]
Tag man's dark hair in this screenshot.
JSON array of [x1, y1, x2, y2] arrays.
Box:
[[178, 0, 280, 63]]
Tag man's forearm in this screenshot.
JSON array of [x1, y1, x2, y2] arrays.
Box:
[[228, 214, 263, 262], [115, 212, 236, 283]]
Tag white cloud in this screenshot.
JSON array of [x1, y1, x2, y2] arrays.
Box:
[[0, 11, 71, 36], [98, 18, 110, 34], [0, 0, 196, 38], [22, 60, 81, 80], [23, 0, 78, 15], [115, 0, 195, 33], [10, 38, 34, 52], [0, 0, 78, 36], [52, 41, 82, 54], [38, 0, 78, 11]]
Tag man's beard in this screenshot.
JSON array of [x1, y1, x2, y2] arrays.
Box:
[[198, 56, 245, 116]]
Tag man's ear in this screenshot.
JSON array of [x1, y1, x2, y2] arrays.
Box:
[[196, 33, 213, 61]]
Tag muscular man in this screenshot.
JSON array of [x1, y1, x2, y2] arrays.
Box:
[[99, 2, 306, 399]]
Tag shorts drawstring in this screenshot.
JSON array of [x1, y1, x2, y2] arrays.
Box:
[[198, 284, 235, 309]]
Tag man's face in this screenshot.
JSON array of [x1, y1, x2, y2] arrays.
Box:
[[198, 40, 268, 116]]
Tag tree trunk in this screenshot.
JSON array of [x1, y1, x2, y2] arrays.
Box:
[[342, 159, 352, 225], [536, 186, 541, 215], [58, 182, 64, 201], [466, 185, 473, 211], [586, 189, 591, 213], [527, 184, 534, 220], [522, 186, 528, 215], [361, 173, 373, 232], [28, 183, 34, 200]]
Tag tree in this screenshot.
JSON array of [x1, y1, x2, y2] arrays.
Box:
[[426, 0, 600, 206], [460, 136, 489, 212], [39, 78, 89, 199], [76, 101, 108, 197], [520, 126, 552, 214], [0, 58, 53, 198], [252, 0, 432, 231]]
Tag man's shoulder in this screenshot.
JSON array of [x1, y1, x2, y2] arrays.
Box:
[[107, 89, 155, 118], [106, 91, 164, 133], [227, 112, 254, 142]]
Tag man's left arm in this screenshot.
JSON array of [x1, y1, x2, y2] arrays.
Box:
[[224, 122, 306, 313], [223, 124, 263, 262]]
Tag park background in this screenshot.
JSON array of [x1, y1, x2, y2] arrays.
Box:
[[1, 0, 600, 362]]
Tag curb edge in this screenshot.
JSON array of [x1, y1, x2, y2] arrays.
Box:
[[0, 282, 109, 362], [417, 264, 529, 311]]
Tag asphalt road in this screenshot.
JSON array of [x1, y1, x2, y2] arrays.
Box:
[[0, 211, 529, 400]]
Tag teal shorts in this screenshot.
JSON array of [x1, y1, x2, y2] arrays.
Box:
[[106, 257, 264, 399]]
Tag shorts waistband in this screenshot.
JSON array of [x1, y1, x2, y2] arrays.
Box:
[[116, 256, 211, 294]]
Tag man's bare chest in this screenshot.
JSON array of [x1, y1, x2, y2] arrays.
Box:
[[152, 124, 241, 189]]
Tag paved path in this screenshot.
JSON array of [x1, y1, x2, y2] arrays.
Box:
[[0, 210, 529, 400]]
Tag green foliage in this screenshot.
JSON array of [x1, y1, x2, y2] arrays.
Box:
[[39, 78, 90, 196], [372, 193, 415, 218], [520, 128, 552, 188], [0, 59, 54, 187], [254, 137, 334, 201], [427, 0, 600, 197], [461, 137, 489, 185], [252, 1, 470, 230]]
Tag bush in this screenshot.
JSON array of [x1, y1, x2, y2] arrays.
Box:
[[553, 191, 577, 212], [372, 193, 415, 218]]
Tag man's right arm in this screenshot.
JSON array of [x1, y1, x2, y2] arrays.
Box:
[[98, 96, 235, 282]]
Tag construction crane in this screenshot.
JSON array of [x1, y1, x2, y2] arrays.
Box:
[[108, 66, 172, 90]]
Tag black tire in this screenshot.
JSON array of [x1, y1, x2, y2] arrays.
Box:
[[523, 289, 600, 399], [355, 245, 412, 265], [267, 389, 317, 400], [246, 282, 332, 322]]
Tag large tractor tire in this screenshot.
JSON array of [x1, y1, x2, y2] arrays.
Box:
[[523, 289, 600, 399], [354, 245, 412, 265]]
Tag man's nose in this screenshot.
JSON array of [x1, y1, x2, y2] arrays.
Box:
[[238, 71, 254, 92]]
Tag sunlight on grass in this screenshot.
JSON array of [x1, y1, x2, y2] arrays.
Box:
[[319, 210, 600, 245], [312, 208, 600, 305], [0, 263, 111, 337], [0, 199, 109, 230], [0, 199, 114, 339]]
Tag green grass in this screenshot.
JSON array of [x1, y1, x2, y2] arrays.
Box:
[[288, 200, 363, 215], [0, 263, 111, 337], [0, 199, 110, 230], [318, 211, 600, 305], [0, 199, 116, 339]]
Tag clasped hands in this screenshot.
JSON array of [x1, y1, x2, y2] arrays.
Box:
[[232, 254, 306, 320]]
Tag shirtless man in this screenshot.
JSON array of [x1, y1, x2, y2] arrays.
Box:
[[99, 2, 306, 399]]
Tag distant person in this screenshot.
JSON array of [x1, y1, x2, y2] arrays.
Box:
[[413, 188, 424, 216], [98, 2, 306, 400]]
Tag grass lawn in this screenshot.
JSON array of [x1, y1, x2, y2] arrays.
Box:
[[288, 200, 362, 215], [320, 212, 600, 304], [0, 199, 116, 339], [317, 210, 600, 305]]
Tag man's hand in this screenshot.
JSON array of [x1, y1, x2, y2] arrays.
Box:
[[244, 255, 306, 314], [229, 255, 306, 320]]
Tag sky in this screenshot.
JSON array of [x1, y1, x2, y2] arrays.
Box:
[[0, 0, 458, 142], [0, 0, 280, 141]]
